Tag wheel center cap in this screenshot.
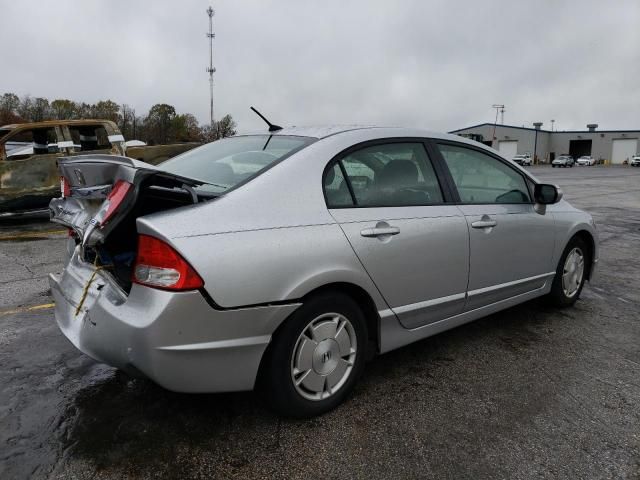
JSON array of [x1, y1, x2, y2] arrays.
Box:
[[312, 339, 340, 375]]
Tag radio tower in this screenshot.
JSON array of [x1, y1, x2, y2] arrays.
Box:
[[206, 6, 216, 128]]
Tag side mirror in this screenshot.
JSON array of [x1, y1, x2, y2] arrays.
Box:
[[534, 184, 562, 204]]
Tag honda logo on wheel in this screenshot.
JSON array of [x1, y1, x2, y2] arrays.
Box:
[[321, 351, 332, 363]]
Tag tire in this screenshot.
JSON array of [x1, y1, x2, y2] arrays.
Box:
[[547, 236, 590, 307], [259, 292, 368, 417]]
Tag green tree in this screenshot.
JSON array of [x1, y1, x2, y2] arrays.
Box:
[[51, 99, 77, 120], [171, 113, 200, 142], [91, 100, 120, 122], [17, 95, 33, 121], [0, 93, 21, 124], [145, 103, 176, 144], [30, 97, 51, 122], [200, 114, 237, 142], [73, 102, 93, 119], [119, 104, 136, 139]]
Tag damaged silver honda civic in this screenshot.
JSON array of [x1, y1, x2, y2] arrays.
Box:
[[49, 123, 598, 417]]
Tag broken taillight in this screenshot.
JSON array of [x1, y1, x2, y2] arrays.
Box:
[[132, 235, 204, 291], [60, 176, 71, 197], [102, 180, 132, 225]]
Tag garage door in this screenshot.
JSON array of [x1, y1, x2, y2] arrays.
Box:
[[498, 140, 518, 160], [611, 138, 638, 164]]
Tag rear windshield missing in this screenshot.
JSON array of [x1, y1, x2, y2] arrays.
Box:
[[158, 135, 314, 193]]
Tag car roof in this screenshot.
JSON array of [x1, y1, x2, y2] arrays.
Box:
[[0, 119, 116, 130], [238, 125, 485, 144]]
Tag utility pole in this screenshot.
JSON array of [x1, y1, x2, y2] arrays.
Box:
[[551, 119, 555, 132], [206, 6, 216, 129], [491, 104, 504, 148], [533, 122, 543, 164]]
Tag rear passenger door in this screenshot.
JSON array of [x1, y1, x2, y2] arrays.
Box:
[[324, 140, 469, 329], [434, 142, 557, 310]]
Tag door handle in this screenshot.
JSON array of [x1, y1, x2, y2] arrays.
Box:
[[360, 226, 400, 237], [471, 219, 497, 229]]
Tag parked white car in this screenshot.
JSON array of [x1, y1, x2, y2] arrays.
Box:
[[576, 156, 596, 166], [552, 155, 574, 168], [512, 154, 532, 166], [630, 155, 640, 167]]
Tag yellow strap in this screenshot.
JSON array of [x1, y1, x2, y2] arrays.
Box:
[[74, 258, 113, 316]]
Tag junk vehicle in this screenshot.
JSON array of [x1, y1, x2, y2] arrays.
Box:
[[0, 119, 199, 216]]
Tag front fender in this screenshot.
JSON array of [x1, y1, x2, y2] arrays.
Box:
[[551, 210, 599, 278]]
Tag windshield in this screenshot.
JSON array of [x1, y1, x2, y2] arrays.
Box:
[[159, 135, 314, 193]]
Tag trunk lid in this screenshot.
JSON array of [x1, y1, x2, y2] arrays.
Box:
[[50, 154, 207, 247]]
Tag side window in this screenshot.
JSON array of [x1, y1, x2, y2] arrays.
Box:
[[69, 125, 111, 151], [6, 128, 58, 159], [438, 144, 531, 204], [326, 143, 443, 207], [324, 163, 354, 207]]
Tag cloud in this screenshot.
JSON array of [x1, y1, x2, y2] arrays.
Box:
[[2, 0, 639, 132]]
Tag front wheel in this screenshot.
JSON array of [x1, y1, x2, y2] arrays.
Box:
[[259, 292, 367, 417], [547, 237, 589, 307]]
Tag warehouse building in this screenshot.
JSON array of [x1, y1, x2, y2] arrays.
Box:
[[450, 123, 640, 164]]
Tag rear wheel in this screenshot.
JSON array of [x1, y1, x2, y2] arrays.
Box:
[[259, 292, 367, 417], [548, 237, 589, 307]]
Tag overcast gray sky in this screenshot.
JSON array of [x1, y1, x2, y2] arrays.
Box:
[[2, 0, 639, 132]]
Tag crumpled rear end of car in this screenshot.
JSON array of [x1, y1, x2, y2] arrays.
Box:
[[49, 154, 300, 392]]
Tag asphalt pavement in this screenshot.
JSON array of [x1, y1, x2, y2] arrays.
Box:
[[1, 165, 639, 479]]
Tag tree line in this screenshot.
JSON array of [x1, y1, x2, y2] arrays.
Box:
[[0, 92, 236, 144]]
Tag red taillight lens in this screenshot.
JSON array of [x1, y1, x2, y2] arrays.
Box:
[[60, 176, 71, 197], [132, 235, 204, 291], [102, 180, 132, 225]]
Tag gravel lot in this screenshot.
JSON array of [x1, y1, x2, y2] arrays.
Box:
[[1, 165, 639, 479]]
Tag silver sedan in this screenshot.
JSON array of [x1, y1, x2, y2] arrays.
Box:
[[49, 126, 598, 417]]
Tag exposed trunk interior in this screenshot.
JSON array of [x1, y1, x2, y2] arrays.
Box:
[[80, 177, 212, 292]]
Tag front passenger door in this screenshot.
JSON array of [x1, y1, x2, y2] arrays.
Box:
[[325, 141, 469, 329], [436, 142, 557, 310]]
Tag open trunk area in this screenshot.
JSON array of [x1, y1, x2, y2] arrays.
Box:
[[50, 155, 214, 293], [86, 183, 200, 292]]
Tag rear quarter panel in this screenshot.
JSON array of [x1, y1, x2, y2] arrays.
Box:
[[170, 223, 388, 310]]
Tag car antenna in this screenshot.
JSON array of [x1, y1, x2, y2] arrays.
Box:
[[250, 106, 283, 132]]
